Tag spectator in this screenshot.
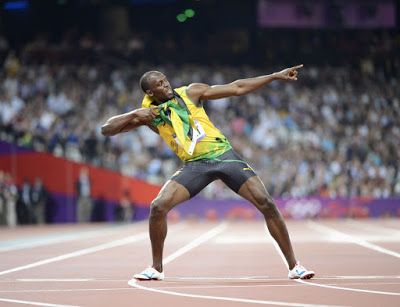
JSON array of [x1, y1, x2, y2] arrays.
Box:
[[0, 171, 18, 227], [31, 177, 48, 224], [17, 178, 33, 224], [75, 168, 93, 222], [115, 190, 134, 223]]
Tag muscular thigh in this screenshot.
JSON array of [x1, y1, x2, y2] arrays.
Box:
[[153, 179, 191, 212], [237, 176, 278, 218], [215, 150, 257, 193], [170, 162, 217, 198], [237, 176, 274, 205], [156, 179, 190, 201]]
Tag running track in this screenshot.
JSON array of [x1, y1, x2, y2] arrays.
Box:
[[0, 219, 399, 306]]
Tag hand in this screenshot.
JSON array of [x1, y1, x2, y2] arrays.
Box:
[[274, 64, 303, 81], [134, 107, 159, 124]]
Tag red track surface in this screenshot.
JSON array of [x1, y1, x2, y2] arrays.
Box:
[[0, 219, 399, 307]]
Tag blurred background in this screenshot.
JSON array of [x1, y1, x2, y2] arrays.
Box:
[[0, 0, 399, 226]]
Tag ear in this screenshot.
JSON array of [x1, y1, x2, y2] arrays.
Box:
[[146, 89, 153, 97]]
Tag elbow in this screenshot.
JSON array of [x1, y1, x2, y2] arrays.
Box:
[[235, 88, 246, 96], [231, 81, 247, 96], [101, 124, 114, 136], [234, 87, 247, 97]]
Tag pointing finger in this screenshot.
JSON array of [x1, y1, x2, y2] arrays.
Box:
[[292, 64, 304, 70]]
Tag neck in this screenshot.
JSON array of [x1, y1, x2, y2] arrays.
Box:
[[152, 96, 175, 105]]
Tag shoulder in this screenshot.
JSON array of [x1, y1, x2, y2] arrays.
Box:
[[185, 83, 210, 105], [186, 83, 210, 95], [174, 86, 188, 97], [175, 85, 199, 106]]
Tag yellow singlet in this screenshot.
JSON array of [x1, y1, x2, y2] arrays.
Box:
[[142, 86, 232, 162]]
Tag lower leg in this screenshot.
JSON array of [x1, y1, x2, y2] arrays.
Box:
[[264, 210, 297, 269], [236, 177, 298, 270], [149, 211, 167, 272], [145, 180, 191, 274]]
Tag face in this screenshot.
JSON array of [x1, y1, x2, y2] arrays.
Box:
[[147, 73, 174, 102]]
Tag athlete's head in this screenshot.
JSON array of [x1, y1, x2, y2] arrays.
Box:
[[139, 71, 174, 102]]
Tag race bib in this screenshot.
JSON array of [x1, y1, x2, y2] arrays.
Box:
[[187, 120, 206, 155], [173, 120, 206, 156]]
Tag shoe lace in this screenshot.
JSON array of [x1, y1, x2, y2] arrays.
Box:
[[295, 262, 306, 271]]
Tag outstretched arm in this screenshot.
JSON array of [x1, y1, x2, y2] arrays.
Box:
[[101, 108, 158, 136], [186, 64, 303, 103]]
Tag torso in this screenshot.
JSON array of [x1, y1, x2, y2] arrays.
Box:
[[142, 86, 232, 161]]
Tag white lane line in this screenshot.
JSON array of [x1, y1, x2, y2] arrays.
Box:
[[0, 223, 185, 277], [172, 275, 400, 281], [296, 279, 400, 296], [1, 282, 400, 294], [131, 281, 344, 307], [345, 220, 400, 235], [0, 233, 146, 277], [0, 297, 79, 307], [141, 282, 399, 289], [264, 224, 291, 270], [1, 275, 397, 283], [326, 282, 400, 286], [0, 223, 142, 253], [225, 230, 400, 295], [172, 276, 272, 280], [128, 223, 345, 307], [163, 222, 228, 265], [143, 281, 400, 290], [271, 235, 289, 269], [0, 288, 134, 293], [334, 276, 400, 280], [17, 279, 94, 282], [384, 220, 400, 229], [307, 221, 400, 259], [156, 282, 400, 289]]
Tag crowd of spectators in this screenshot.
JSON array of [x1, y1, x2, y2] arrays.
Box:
[[0, 171, 49, 227], [0, 32, 399, 200]]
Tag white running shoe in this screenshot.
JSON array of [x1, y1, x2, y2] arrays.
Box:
[[288, 262, 315, 279], [133, 267, 165, 281]]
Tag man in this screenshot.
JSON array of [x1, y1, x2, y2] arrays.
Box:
[[17, 178, 33, 224], [75, 168, 93, 223], [101, 65, 315, 281], [31, 177, 47, 224]]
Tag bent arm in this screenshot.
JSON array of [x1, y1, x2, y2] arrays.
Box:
[[187, 64, 303, 103], [101, 111, 141, 136], [101, 108, 157, 136]]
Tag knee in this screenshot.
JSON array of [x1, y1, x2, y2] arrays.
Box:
[[150, 198, 170, 219], [256, 194, 280, 218]]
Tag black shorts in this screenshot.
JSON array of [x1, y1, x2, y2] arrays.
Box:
[[171, 149, 257, 198]]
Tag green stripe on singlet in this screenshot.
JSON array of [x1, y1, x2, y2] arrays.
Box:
[[212, 158, 248, 165]]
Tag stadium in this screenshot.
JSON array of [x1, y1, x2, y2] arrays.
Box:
[[0, 0, 399, 306]]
